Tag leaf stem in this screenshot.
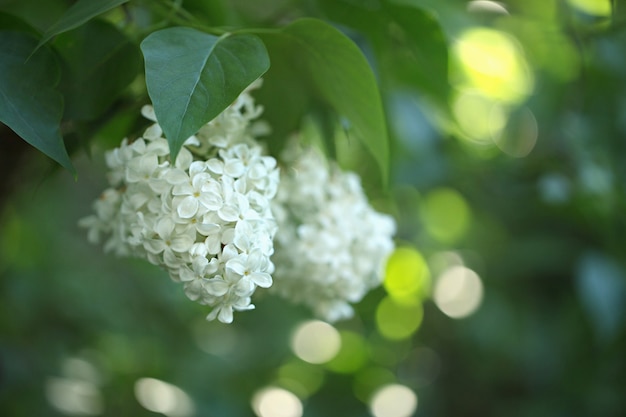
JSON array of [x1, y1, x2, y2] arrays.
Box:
[[142, 0, 226, 35], [235, 27, 281, 35]]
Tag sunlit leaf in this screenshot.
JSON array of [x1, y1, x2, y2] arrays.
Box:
[[0, 31, 74, 174], [54, 19, 141, 120], [141, 27, 269, 160], [36, 0, 129, 50], [259, 18, 389, 183]]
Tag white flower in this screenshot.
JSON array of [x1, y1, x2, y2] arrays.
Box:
[[271, 143, 396, 322], [179, 256, 219, 301], [143, 217, 195, 265], [80, 80, 279, 323], [225, 249, 273, 289], [172, 172, 222, 218]]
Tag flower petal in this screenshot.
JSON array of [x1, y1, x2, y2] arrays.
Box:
[[189, 161, 207, 175], [250, 271, 272, 288], [218, 306, 234, 323], [205, 279, 229, 296], [207, 159, 224, 174], [155, 217, 175, 238], [235, 277, 255, 296], [141, 105, 157, 121], [177, 196, 199, 218], [143, 239, 166, 254], [197, 222, 220, 236], [218, 205, 239, 222], [224, 160, 245, 177], [165, 169, 190, 185], [143, 123, 162, 140], [172, 228, 195, 251], [226, 258, 246, 276]]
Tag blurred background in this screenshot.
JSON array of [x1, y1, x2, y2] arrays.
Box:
[[1, 0, 626, 416]]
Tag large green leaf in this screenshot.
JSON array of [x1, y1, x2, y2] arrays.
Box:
[[0, 31, 74, 174], [382, 2, 449, 103], [259, 18, 389, 182], [141, 27, 270, 160], [0, 0, 68, 33], [54, 19, 141, 121], [0, 11, 39, 35], [252, 32, 311, 155], [320, 0, 449, 106], [36, 0, 129, 49]]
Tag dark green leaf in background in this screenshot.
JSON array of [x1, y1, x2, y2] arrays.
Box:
[[576, 252, 626, 343], [0, 11, 38, 35], [36, 0, 129, 50], [54, 19, 141, 121], [383, 2, 449, 103], [0, 31, 74, 174], [0, 0, 68, 34], [253, 31, 311, 154], [259, 18, 390, 183], [320, 0, 449, 108], [141, 27, 270, 161]]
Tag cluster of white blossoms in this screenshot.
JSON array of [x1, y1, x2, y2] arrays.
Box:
[[79, 81, 280, 323], [271, 143, 396, 322]]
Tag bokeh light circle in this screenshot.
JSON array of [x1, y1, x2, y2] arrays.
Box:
[[252, 387, 303, 417], [376, 297, 423, 340], [421, 188, 471, 244], [453, 28, 534, 103], [492, 106, 538, 158], [276, 360, 325, 398], [325, 331, 369, 373], [370, 384, 418, 417], [384, 247, 430, 303], [134, 378, 194, 417], [290, 320, 341, 364], [434, 266, 484, 318]]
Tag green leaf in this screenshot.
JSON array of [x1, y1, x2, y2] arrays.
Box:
[[382, 2, 449, 103], [0, 0, 68, 33], [318, 0, 385, 34], [36, 0, 129, 49], [253, 32, 311, 154], [0, 11, 39, 35], [320, 0, 449, 107], [54, 19, 141, 121], [0, 31, 74, 174], [259, 18, 389, 183], [141, 27, 270, 160]]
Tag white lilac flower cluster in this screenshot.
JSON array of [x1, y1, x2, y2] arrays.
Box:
[[79, 82, 279, 323], [271, 144, 396, 322]]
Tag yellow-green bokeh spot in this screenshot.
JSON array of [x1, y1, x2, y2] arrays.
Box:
[[383, 247, 430, 303], [325, 331, 369, 374], [452, 90, 507, 143], [421, 188, 471, 244], [276, 359, 325, 399], [567, 0, 611, 16], [453, 28, 533, 104], [376, 296, 424, 341]]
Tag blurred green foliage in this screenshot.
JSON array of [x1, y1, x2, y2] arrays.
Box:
[[1, 0, 626, 416]]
